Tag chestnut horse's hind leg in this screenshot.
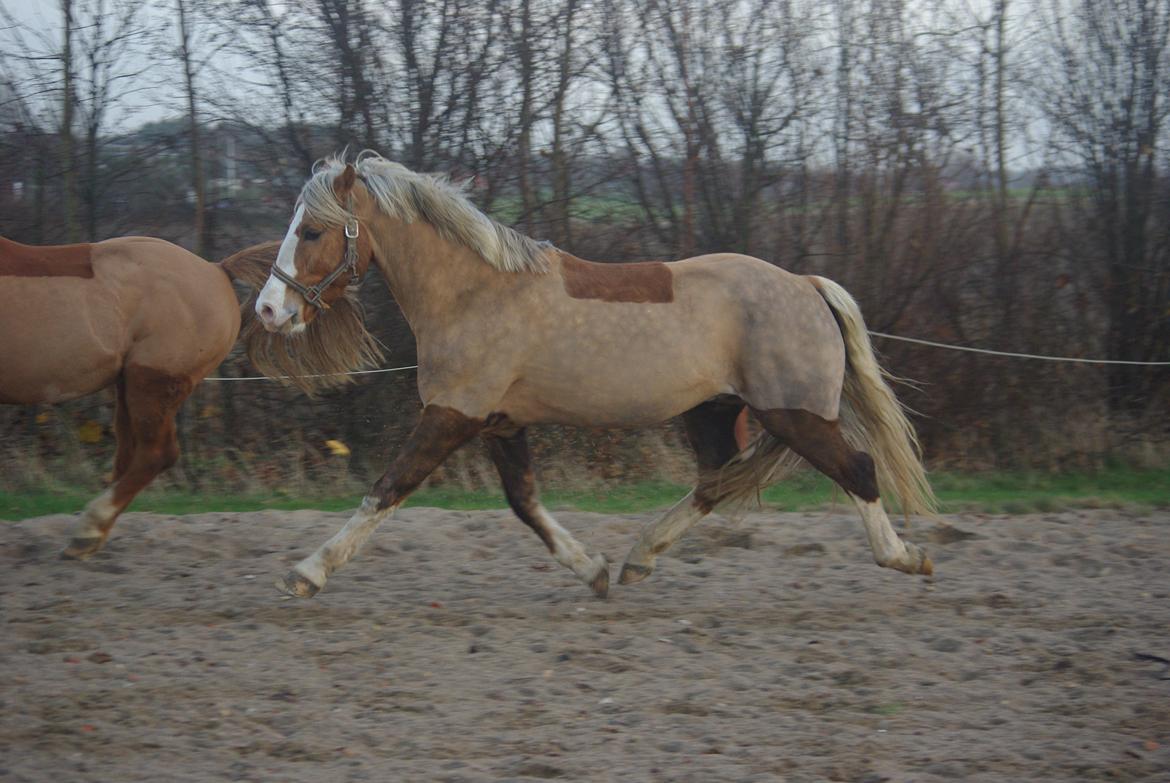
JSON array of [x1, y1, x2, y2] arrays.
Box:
[[752, 408, 931, 575], [277, 405, 484, 598], [485, 428, 609, 597], [62, 366, 191, 559], [111, 375, 134, 481], [620, 400, 743, 585]]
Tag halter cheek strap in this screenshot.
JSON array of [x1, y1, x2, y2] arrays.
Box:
[[271, 204, 363, 311]]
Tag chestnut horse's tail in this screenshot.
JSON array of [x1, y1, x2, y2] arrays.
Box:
[[707, 276, 935, 517], [217, 241, 383, 396], [218, 239, 281, 289]]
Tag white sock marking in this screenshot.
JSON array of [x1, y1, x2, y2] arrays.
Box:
[[849, 494, 910, 566], [625, 489, 708, 567], [294, 496, 396, 587], [74, 488, 117, 539], [534, 504, 604, 581]]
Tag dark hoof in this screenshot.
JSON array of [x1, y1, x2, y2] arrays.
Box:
[[61, 537, 104, 560], [276, 570, 321, 598], [618, 562, 653, 586]]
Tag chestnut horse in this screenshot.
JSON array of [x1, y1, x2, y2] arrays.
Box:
[[0, 236, 242, 556], [0, 235, 373, 558], [256, 152, 937, 600]]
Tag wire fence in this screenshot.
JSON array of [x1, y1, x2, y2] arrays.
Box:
[[200, 332, 1170, 383]]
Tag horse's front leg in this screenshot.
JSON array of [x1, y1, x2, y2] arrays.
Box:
[[277, 405, 483, 598]]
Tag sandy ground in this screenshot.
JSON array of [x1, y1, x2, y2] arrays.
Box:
[[1, 504, 1168, 782]]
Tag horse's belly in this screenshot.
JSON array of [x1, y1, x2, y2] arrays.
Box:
[[500, 358, 731, 428]]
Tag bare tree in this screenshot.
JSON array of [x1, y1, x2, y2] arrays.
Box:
[[1039, 0, 1170, 411], [175, 0, 208, 255], [315, 0, 384, 151], [70, 0, 148, 240], [62, 0, 77, 240], [0, 4, 63, 242]]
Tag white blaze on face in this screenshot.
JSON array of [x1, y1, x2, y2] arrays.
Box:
[[255, 204, 306, 332]]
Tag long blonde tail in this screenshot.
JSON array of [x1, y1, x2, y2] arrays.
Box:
[[810, 276, 936, 515]]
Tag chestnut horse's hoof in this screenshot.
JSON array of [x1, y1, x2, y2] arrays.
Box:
[[61, 537, 105, 560], [276, 570, 321, 598], [618, 562, 653, 586]]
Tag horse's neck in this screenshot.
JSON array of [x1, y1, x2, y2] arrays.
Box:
[[369, 217, 509, 334]]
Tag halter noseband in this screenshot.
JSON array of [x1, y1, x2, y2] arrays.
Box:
[[270, 206, 362, 311]]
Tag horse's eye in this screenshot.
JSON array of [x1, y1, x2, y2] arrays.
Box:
[[303, 228, 321, 241]]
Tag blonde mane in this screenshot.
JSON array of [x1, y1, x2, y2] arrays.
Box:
[[300, 152, 551, 274]]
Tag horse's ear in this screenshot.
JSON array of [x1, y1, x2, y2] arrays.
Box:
[[334, 164, 357, 196]]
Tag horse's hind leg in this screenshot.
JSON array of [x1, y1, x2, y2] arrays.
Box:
[[752, 408, 931, 575], [619, 400, 742, 585], [485, 428, 610, 597], [62, 366, 190, 559], [63, 378, 136, 557]]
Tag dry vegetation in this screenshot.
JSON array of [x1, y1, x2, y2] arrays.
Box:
[[1, 0, 1167, 493]]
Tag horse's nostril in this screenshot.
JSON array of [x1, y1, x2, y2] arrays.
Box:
[[259, 303, 276, 322]]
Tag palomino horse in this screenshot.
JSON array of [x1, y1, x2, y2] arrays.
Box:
[[0, 235, 240, 557], [256, 152, 936, 600]]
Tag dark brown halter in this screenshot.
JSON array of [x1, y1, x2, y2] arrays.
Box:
[[270, 209, 362, 311]]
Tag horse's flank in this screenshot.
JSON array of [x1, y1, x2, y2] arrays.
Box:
[[0, 236, 239, 405]]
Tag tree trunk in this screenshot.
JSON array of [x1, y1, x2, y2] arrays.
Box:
[[516, 0, 535, 234], [549, 0, 578, 248], [177, 0, 206, 256], [61, 0, 78, 242]]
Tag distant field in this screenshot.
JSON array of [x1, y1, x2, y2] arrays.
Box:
[[2, 466, 1167, 520]]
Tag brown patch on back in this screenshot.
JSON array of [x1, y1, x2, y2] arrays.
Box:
[[561, 254, 673, 303], [0, 236, 94, 278]]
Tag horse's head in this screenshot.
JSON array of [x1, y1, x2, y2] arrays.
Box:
[[256, 164, 372, 334]]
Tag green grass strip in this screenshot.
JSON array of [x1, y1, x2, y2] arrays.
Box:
[[2, 466, 1167, 520]]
